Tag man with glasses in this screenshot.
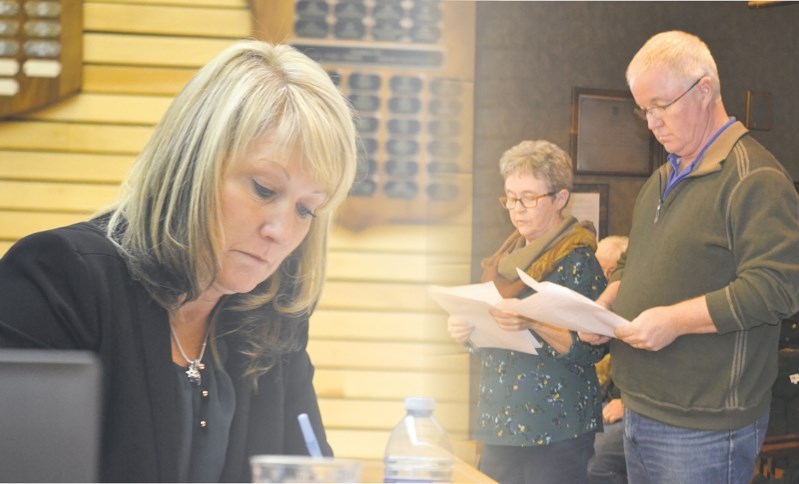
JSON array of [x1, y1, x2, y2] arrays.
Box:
[[580, 31, 799, 483]]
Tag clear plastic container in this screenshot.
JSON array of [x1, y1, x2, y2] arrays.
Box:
[[383, 396, 454, 483]]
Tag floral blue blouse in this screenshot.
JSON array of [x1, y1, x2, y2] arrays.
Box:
[[475, 247, 607, 447]]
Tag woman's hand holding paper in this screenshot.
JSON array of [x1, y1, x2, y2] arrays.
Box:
[[447, 316, 475, 344], [489, 299, 535, 332]]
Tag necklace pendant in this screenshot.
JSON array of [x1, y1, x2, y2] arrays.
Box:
[[186, 360, 202, 385]]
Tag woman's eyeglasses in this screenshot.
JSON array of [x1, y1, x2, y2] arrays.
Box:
[[499, 192, 556, 210]]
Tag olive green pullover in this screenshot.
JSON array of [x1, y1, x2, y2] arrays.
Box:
[[610, 121, 799, 430]]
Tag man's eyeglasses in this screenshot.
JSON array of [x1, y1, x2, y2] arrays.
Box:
[[633, 78, 702, 121], [499, 192, 556, 210]]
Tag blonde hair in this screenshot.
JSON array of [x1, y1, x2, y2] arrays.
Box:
[[498, 139, 574, 193], [102, 40, 357, 377], [626, 30, 721, 99], [596, 235, 628, 263], [596, 235, 629, 279]]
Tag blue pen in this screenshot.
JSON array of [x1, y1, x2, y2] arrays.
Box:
[[297, 413, 323, 458]]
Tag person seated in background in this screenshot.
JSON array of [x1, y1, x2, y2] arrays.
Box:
[[448, 139, 607, 484], [588, 235, 629, 484], [594, 235, 628, 283], [0, 40, 357, 482]]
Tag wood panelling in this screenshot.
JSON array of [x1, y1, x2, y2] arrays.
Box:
[[84, 3, 251, 37], [329, 223, 471, 255], [320, 398, 469, 437], [83, 65, 196, 95], [311, 309, 454, 343], [308, 340, 464, 372], [318, 281, 433, 312], [26, 93, 172, 125], [84, 34, 235, 67], [95, 0, 246, 6], [325, 252, 470, 286], [0, 151, 134, 183], [0, 211, 87, 241], [325, 429, 387, 461], [0, 181, 120, 213], [0, 121, 151, 154], [0, 0, 473, 464], [314, 369, 469, 402]]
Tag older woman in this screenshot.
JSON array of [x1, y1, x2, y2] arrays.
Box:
[[449, 140, 606, 484], [0, 41, 356, 482]]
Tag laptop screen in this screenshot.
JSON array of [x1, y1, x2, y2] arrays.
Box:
[[0, 349, 102, 482]]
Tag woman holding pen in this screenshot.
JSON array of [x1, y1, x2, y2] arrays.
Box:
[[447, 140, 607, 484], [0, 41, 356, 482]]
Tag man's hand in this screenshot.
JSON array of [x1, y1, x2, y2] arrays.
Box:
[[614, 306, 682, 351], [614, 296, 718, 351]]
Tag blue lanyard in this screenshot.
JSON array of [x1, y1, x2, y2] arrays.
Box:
[[662, 117, 736, 199], [654, 117, 736, 223]]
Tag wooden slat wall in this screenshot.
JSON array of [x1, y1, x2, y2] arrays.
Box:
[[0, 0, 473, 463]]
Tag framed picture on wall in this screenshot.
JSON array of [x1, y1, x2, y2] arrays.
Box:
[[570, 87, 656, 176], [568, 183, 609, 239]]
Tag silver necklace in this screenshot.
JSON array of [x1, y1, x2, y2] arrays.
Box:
[[169, 324, 210, 386]]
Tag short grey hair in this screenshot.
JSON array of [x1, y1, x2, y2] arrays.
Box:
[[626, 30, 721, 99], [498, 139, 573, 193]]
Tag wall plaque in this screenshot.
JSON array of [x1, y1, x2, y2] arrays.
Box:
[[0, 0, 82, 118], [250, 0, 475, 231], [570, 87, 655, 177]]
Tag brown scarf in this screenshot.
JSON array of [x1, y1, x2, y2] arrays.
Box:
[[480, 216, 597, 298]]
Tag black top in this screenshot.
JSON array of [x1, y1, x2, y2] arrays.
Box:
[[0, 220, 332, 482], [174, 338, 235, 482]]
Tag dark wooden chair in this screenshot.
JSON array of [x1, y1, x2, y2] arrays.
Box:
[[757, 432, 799, 479]]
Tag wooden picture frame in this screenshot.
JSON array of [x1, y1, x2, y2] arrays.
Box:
[[570, 87, 655, 176], [745, 90, 773, 131], [568, 183, 609, 239]]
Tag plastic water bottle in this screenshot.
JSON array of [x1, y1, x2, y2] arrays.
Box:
[[383, 396, 454, 483]]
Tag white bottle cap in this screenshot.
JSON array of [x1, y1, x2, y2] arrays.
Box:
[[404, 396, 435, 412]]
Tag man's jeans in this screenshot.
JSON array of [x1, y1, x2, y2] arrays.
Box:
[[623, 407, 769, 484]]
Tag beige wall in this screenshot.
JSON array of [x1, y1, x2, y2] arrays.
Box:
[[0, 0, 472, 462]]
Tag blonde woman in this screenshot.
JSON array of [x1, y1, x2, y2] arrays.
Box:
[[0, 41, 357, 482]]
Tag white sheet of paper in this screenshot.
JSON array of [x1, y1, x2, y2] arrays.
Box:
[[428, 282, 541, 355], [510, 268, 630, 337]]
